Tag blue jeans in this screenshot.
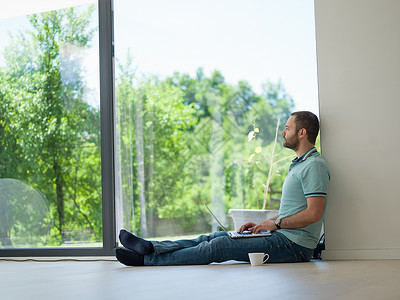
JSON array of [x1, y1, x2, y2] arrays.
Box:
[[144, 231, 313, 266]]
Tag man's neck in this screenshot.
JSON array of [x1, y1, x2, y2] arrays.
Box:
[[295, 144, 316, 159]]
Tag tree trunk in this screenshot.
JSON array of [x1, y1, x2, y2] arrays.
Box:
[[209, 96, 225, 231], [0, 194, 12, 246], [54, 161, 65, 241], [135, 90, 148, 237]]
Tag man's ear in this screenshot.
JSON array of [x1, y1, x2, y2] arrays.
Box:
[[298, 128, 307, 139]]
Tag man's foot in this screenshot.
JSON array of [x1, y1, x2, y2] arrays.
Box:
[[119, 229, 154, 255], [115, 248, 144, 266]]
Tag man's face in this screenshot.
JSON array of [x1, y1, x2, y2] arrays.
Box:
[[281, 116, 300, 150]]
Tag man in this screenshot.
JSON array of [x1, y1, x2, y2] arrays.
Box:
[[116, 111, 330, 266]]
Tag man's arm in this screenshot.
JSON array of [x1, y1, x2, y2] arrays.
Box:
[[249, 196, 326, 233]]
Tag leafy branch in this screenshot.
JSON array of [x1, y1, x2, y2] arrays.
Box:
[[245, 118, 293, 210]]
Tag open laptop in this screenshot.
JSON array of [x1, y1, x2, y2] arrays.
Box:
[[204, 204, 271, 239]]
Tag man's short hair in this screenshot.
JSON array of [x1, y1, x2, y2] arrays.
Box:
[[291, 111, 320, 144]]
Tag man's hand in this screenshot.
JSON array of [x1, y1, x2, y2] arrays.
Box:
[[248, 219, 276, 233], [237, 222, 256, 233], [238, 220, 277, 233]]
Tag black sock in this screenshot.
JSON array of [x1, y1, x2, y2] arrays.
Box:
[[119, 229, 154, 255], [115, 248, 144, 266]]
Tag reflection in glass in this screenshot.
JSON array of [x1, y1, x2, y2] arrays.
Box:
[[0, 179, 50, 248]]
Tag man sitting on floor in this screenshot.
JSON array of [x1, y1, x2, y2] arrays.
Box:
[[116, 111, 330, 266]]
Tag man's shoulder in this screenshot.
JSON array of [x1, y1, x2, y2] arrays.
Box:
[[306, 152, 329, 167], [300, 154, 330, 176]]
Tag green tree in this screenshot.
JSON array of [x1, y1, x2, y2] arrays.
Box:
[[0, 6, 100, 245], [116, 56, 198, 236]]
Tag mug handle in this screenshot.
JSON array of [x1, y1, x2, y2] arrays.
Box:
[[263, 253, 270, 264]]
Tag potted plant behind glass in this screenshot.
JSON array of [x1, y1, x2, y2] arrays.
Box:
[[229, 118, 293, 230]]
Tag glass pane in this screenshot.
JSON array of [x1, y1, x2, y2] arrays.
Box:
[[0, 3, 101, 248], [114, 0, 318, 239]]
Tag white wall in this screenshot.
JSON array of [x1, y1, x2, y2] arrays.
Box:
[[315, 0, 400, 259]]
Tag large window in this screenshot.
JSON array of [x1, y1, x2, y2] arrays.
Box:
[[0, 0, 318, 254], [0, 2, 103, 249], [114, 0, 318, 239]]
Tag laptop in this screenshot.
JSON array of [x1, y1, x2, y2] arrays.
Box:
[[204, 204, 271, 239]]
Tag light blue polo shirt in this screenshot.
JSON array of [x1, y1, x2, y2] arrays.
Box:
[[278, 147, 330, 249]]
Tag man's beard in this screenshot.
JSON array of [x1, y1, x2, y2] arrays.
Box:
[[283, 135, 299, 151]]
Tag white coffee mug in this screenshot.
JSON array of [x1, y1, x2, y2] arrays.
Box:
[[248, 252, 270, 266]]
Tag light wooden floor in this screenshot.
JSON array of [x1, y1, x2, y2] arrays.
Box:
[[1, 258, 399, 300]]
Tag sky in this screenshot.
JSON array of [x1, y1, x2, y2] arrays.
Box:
[[0, 0, 319, 114], [114, 0, 319, 114]]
